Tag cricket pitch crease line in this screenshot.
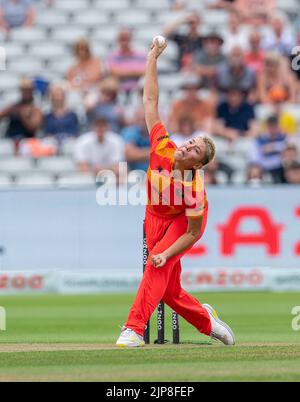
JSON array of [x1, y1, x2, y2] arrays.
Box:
[[0, 342, 298, 353]]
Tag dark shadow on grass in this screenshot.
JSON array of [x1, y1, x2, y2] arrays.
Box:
[[180, 340, 213, 346], [157, 340, 213, 346]]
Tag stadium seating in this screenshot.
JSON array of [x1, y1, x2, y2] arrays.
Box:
[[0, 0, 299, 189], [0, 139, 14, 157], [57, 173, 96, 187], [0, 157, 35, 175], [36, 157, 77, 175], [0, 174, 12, 187], [14, 172, 56, 187]]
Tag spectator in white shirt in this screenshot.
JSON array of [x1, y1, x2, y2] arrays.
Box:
[[74, 117, 125, 178], [262, 11, 295, 56], [222, 10, 249, 55]]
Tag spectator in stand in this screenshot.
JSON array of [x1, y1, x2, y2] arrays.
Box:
[[207, 0, 236, 11], [107, 28, 147, 95], [203, 159, 219, 185], [168, 76, 215, 133], [222, 10, 249, 55], [236, 0, 276, 26], [216, 46, 257, 101], [163, 11, 203, 71], [44, 84, 80, 144], [193, 30, 226, 90], [74, 117, 124, 177], [257, 51, 297, 104], [209, 0, 275, 25], [249, 115, 287, 183], [214, 85, 258, 142], [66, 38, 102, 94], [245, 31, 265, 74], [169, 0, 188, 10], [0, 0, 35, 34], [263, 88, 298, 135], [246, 164, 265, 186], [85, 77, 125, 133], [121, 107, 150, 172], [0, 78, 43, 141], [284, 162, 300, 184], [170, 115, 202, 146], [19, 136, 57, 158], [262, 11, 295, 56], [281, 144, 299, 177]]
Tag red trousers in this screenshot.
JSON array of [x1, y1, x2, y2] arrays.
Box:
[[125, 207, 212, 337]]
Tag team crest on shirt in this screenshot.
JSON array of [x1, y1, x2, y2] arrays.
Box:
[[157, 135, 170, 142]]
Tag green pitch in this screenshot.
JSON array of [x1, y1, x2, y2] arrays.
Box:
[[0, 292, 299, 382]]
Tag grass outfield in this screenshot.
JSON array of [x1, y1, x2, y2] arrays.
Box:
[[0, 292, 299, 382]]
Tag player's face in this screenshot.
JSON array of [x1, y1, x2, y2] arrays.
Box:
[[175, 138, 206, 169]]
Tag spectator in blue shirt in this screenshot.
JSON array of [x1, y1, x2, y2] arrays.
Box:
[[44, 84, 79, 143], [121, 108, 150, 172], [0, 0, 35, 34], [249, 115, 287, 183], [214, 85, 258, 142], [86, 77, 125, 133]]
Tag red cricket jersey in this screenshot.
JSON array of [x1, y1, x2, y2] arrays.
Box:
[[147, 122, 208, 219]]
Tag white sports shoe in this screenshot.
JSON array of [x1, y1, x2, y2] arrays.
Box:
[[116, 327, 145, 348], [203, 304, 235, 346]]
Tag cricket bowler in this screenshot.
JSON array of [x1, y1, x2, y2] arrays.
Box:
[[116, 38, 235, 347]]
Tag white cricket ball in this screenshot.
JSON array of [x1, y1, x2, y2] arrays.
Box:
[[153, 35, 166, 47]]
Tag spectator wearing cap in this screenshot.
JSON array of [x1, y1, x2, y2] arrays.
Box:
[[193, 30, 226, 89], [0, 78, 43, 142], [249, 115, 287, 183], [245, 31, 265, 74], [85, 77, 125, 133], [195, 31, 226, 89], [74, 117, 125, 177], [214, 85, 258, 142], [107, 28, 147, 95], [163, 11, 203, 70], [43, 84, 80, 144], [262, 11, 295, 56], [168, 76, 215, 133], [121, 107, 150, 172], [0, 0, 35, 34], [66, 38, 103, 94], [216, 46, 257, 101], [284, 162, 300, 184], [257, 51, 297, 104]]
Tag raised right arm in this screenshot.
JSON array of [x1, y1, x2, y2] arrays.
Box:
[[143, 39, 167, 133]]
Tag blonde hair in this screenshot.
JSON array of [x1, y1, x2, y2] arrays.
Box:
[[200, 136, 216, 167]]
